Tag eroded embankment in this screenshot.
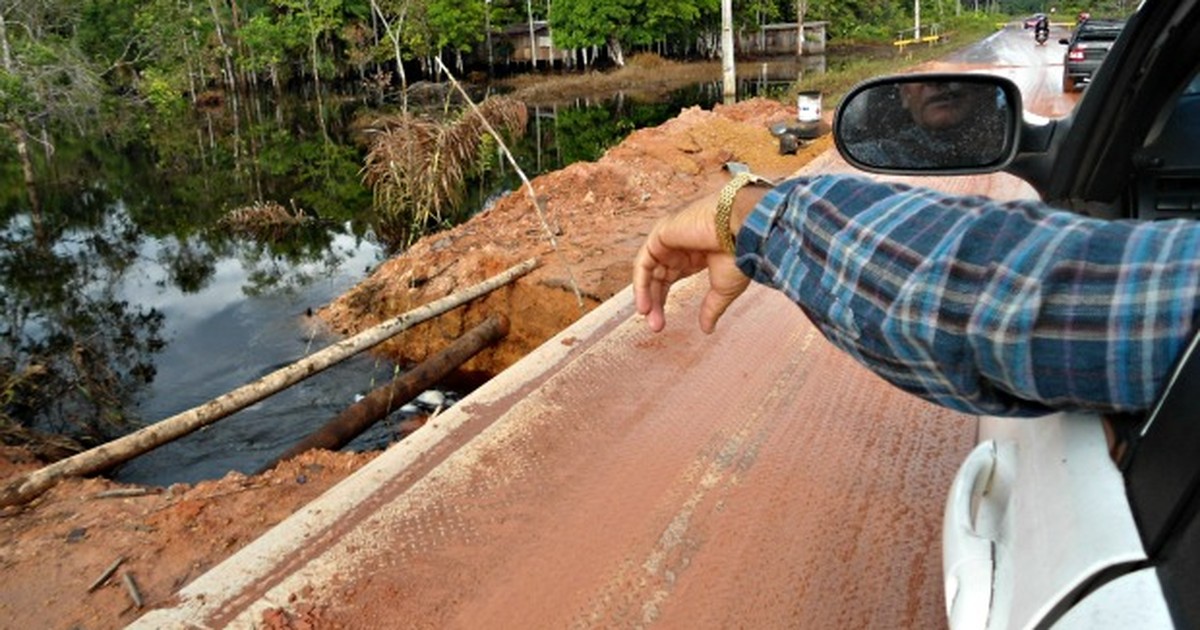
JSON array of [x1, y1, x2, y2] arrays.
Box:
[[318, 98, 831, 379]]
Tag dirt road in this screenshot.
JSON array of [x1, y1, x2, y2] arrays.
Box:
[[127, 26, 1077, 629]]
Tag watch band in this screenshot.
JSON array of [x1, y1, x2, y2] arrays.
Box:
[[715, 171, 770, 255]]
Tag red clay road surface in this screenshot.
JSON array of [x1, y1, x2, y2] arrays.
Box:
[[130, 25, 1077, 630]]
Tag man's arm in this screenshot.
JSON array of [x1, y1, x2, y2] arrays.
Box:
[[734, 175, 1200, 416]]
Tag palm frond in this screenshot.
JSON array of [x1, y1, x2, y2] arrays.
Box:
[[362, 96, 528, 247]]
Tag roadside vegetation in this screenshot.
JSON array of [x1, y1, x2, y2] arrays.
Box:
[[792, 11, 1007, 104], [498, 10, 1005, 110]]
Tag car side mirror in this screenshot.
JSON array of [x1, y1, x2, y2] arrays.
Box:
[[833, 73, 1023, 174], [1059, 38, 1071, 45]]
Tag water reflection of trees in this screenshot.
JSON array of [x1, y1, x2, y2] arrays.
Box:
[[0, 90, 374, 454], [0, 207, 164, 454], [0, 68, 718, 456]]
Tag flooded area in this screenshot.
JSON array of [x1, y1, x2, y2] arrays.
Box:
[[2, 56, 830, 486]]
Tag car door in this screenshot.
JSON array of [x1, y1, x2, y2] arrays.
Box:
[[942, 411, 1151, 630], [944, 3, 1200, 627], [1121, 324, 1200, 628]]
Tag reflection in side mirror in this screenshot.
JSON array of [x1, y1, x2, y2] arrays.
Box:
[[834, 74, 1021, 174]]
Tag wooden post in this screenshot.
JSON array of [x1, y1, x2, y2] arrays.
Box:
[[0, 258, 538, 509], [259, 314, 509, 472]]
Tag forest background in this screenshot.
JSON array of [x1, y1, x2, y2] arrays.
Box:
[[1, 0, 1123, 170], [0, 0, 1124, 235]]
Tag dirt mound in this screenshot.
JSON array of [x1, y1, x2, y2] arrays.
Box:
[[319, 98, 831, 379], [0, 444, 378, 629]]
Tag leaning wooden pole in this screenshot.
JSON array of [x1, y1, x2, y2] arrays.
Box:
[[259, 314, 510, 473], [0, 258, 538, 509]]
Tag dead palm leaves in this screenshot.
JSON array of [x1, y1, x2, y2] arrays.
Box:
[[217, 200, 313, 241], [361, 96, 528, 247]]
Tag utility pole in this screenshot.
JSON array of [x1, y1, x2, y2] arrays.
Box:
[[914, 0, 921, 40], [721, 0, 736, 103], [796, 0, 808, 57], [526, 0, 538, 68]]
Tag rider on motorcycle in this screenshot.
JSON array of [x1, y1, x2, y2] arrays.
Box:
[[1034, 14, 1050, 42]]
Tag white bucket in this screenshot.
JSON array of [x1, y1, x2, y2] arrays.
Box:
[[797, 91, 822, 123]]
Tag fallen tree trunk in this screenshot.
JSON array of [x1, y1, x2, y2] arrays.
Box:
[[259, 314, 510, 473], [0, 258, 538, 509]]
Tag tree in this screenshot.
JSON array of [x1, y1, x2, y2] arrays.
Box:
[[0, 0, 102, 238], [550, 0, 627, 65], [368, 0, 411, 107], [551, 0, 708, 67], [128, 0, 215, 106], [426, 0, 486, 71], [239, 12, 306, 90]]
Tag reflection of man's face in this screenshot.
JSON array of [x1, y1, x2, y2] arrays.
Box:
[[898, 82, 989, 130]]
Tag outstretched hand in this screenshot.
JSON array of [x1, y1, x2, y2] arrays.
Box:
[[632, 193, 754, 334]]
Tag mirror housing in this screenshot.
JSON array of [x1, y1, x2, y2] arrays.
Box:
[[834, 73, 1023, 175]]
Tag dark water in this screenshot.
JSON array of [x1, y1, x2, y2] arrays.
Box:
[[1, 57, 827, 486]]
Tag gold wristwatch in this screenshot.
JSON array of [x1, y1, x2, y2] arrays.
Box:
[[715, 164, 774, 255]]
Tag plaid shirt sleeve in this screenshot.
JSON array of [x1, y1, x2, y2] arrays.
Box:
[[734, 174, 1200, 417]]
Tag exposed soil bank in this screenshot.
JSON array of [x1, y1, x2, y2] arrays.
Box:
[[320, 98, 830, 381]]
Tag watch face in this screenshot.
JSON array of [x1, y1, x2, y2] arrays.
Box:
[[725, 162, 779, 187], [724, 161, 751, 176]]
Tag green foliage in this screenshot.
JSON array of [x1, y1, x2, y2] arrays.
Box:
[[553, 105, 628, 163], [427, 0, 487, 53], [272, 0, 350, 79], [808, 0, 907, 40], [141, 68, 186, 116], [540, 98, 674, 165], [261, 138, 372, 222], [0, 27, 101, 131], [78, 0, 142, 68], [0, 70, 35, 123], [239, 13, 307, 75], [550, 0, 637, 49], [644, 0, 713, 44]]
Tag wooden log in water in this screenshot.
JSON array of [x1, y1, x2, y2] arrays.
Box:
[[259, 313, 510, 472], [0, 258, 538, 509]]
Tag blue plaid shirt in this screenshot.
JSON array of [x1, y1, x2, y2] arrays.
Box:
[[735, 175, 1200, 416]]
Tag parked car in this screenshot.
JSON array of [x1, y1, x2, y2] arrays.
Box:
[[1060, 18, 1126, 92], [834, 0, 1200, 627]]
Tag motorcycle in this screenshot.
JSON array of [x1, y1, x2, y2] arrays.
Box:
[[1035, 26, 1049, 45]]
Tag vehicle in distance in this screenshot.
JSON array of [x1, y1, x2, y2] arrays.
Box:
[[1022, 13, 1046, 29], [835, 0, 1200, 626], [1060, 18, 1126, 92]]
